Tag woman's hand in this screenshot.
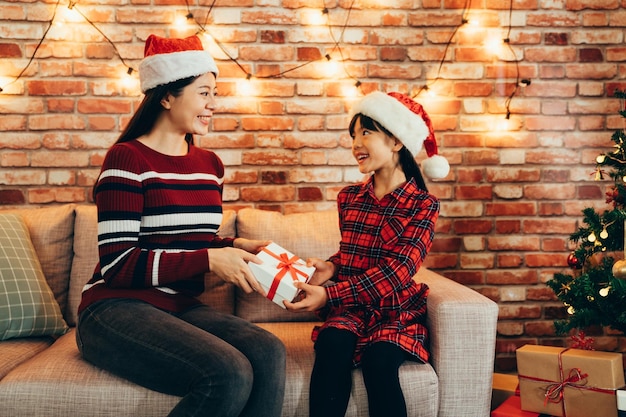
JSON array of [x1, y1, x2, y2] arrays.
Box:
[[283, 281, 328, 312], [208, 247, 266, 295], [233, 238, 271, 254], [306, 258, 336, 286]]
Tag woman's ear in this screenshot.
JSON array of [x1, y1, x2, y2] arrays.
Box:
[[160, 94, 172, 110], [392, 140, 404, 152]]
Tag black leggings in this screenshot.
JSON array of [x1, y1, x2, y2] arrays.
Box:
[[309, 327, 408, 417]]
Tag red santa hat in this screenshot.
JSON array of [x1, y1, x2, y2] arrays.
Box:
[[349, 91, 450, 179], [139, 34, 219, 93]]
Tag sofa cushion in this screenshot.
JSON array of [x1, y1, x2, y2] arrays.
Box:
[[235, 208, 341, 322], [0, 337, 54, 380], [1, 204, 75, 321], [66, 206, 237, 326], [0, 213, 68, 340], [0, 329, 180, 417]]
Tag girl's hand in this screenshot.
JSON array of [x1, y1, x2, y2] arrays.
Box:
[[234, 238, 272, 254], [208, 247, 266, 295], [306, 258, 336, 286], [283, 281, 328, 312]]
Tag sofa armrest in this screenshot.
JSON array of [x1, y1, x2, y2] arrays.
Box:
[[416, 268, 498, 417]]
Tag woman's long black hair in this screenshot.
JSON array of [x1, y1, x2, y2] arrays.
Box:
[[116, 76, 199, 145], [348, 113, 428, 192]]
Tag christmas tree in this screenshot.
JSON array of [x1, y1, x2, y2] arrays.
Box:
[[546, 89, 626, 335]]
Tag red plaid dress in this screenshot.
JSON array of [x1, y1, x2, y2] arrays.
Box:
[[313, 176, 439, 366]]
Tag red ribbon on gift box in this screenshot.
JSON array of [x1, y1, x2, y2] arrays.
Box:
[[261, 247, 308, 301], [544, 367, 587, 405], [518, 348, 616, 417]]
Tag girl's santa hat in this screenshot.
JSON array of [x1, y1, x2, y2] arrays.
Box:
[[139, 34, 219, 93], [350, 91, 450, 179]]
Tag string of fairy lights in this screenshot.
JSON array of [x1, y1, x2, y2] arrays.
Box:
[[0, 0, 528, 118]]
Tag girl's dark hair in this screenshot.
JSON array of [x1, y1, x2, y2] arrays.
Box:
[[93, 76, 199, 200], [349, 113, 428, 192]]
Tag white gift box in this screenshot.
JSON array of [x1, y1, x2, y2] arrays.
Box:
[[248, 242, 315, 308]]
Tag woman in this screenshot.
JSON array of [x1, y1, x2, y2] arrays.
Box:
[[285, 92, 449, 417], [76, 34, 286, 417]]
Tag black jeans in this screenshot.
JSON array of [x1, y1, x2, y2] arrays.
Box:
[[77, 299, 286, 417], [310, 327, 408, 417]]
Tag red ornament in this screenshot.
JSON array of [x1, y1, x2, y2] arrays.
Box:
[[606, 186, 626, 208], [570, 330, 594, 350], [567, 252, 582, 269]]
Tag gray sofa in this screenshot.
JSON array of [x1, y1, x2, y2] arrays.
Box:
[[0, 204, 498, 417]]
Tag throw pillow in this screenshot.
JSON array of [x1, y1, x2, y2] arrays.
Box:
[[0, 213, 68, 340]]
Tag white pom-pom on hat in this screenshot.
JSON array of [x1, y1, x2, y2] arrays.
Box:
[[139, 34, 219, 93], [349, 91, 450, 179]]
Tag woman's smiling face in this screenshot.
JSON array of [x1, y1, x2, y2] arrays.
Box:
[[166, 72, 217, 136]]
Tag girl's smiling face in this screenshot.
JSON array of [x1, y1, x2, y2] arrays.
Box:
[[351, 116, 402, 174], [164, 72, 217, 136]]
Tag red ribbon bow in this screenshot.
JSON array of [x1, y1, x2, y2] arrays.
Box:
[[544, 367, 588, 405], [262, 248, 308, 301]]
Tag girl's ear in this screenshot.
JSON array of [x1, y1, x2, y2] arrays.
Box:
[[392, 140, 404, 152]]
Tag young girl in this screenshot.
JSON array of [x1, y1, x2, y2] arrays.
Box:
[[76, 35, 286, 417], [285, 91, 449, 417]]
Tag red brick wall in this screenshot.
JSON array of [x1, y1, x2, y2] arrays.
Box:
[[2, 0, 625, 371]]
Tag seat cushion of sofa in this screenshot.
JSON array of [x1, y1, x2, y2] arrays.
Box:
[[0, 337, 54, 380], [0, 324, 438, 417], [0, 329, 180, 417], [257, 322, 439, 417]]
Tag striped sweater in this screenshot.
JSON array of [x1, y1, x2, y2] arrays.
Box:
[[78, 140, 234, 314]]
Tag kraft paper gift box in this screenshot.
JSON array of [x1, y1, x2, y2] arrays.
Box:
[[248, 242, 315, 308], [516, 344, 625, 417]]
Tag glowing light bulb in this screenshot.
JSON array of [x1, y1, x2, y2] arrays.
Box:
[[238, 75, 256, 96], [120, 74, 133, 88], [173, 14, 192, 30], [414, 85, 433, 99], [466, 17, 480, 27], [484, 37, 504, 56], [596, 154, 606, 163], [323, 55, 341, 77], [173, 15, 186, 28], [56, 4, 82, 25], [340, 83, 359, 98], [302, 9, 328, 26], [200, 31, 214, 43], [599, 287, 610, 297], [567, 306, 575, 315], [119, 67, 139, 92], [600, 228, 609, 239], [0, 77, 12, 92], [588, 232, 596, 242], [496, 113, 518, 131]]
